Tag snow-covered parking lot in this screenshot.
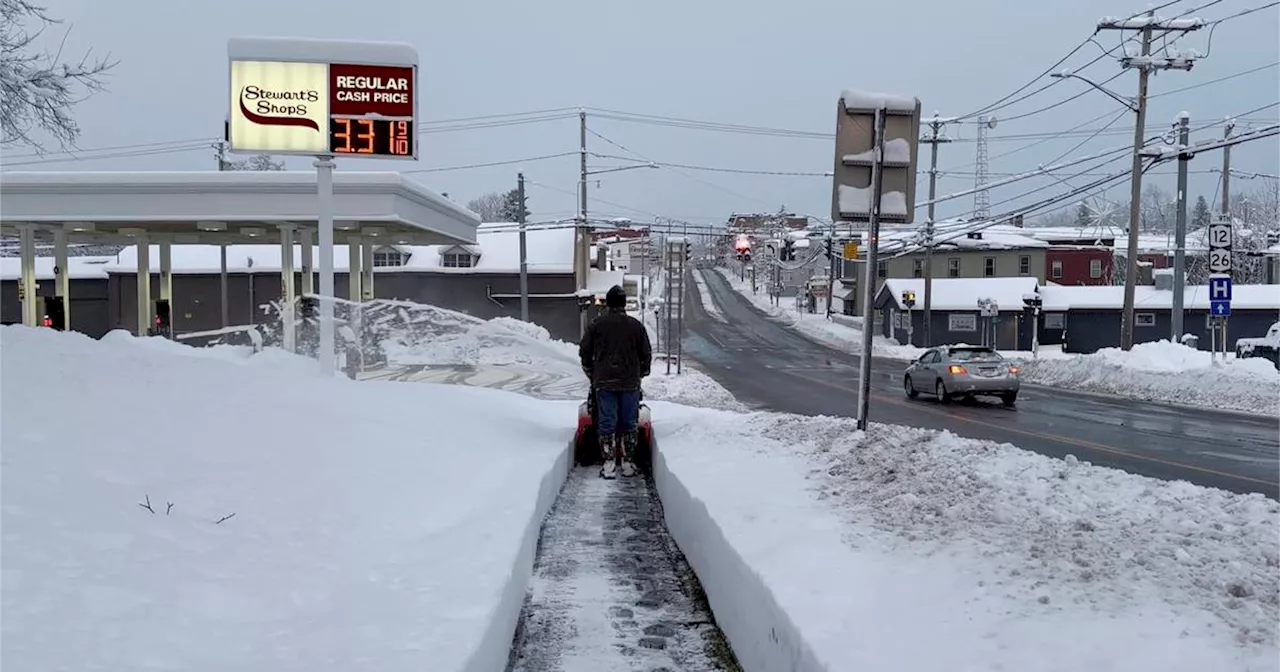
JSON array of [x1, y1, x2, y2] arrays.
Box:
[[712, 267, 1280, 416]]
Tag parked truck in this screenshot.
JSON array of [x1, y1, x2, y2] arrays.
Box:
[[1235, 321, 1280, 369]]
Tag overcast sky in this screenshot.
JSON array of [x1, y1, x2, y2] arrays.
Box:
[[5, 0, 1278, 227]]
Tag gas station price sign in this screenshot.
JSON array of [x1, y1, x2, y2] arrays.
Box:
[[228, 59, 417, 160]]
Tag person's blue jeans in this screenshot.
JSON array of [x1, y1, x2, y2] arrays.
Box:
[[596, 388, 640, 439]]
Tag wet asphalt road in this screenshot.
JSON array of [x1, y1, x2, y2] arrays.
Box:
[[685, 268, 1280, 499]]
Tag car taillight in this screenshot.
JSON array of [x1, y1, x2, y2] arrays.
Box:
[[948, 364, 966, 375]]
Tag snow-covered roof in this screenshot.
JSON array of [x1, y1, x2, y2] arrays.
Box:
[[877, 225, 1048, 251], [97, 223, 573, 275], [878, 277, 1042, 311], [227, 37, 418, 66], [1040, 284, 1280, 312], [0, 171, 477, 246], [0, 256, 115, 281]]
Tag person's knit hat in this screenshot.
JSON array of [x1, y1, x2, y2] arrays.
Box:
[[605, 285, 627, 308]]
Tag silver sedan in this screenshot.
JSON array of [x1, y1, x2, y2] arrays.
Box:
[[904, 345, 1020, 406]]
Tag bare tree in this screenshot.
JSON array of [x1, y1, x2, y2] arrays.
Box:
[[466, 191, 506, 221], [0, 0, 116, 150], [224, 154, 285, 171]]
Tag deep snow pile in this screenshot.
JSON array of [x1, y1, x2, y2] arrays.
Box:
[[654, 405, 1279, 671], [711, 267, 920, 358], [343, 297, 743, 411], [1014, 339, 1280, 416], [0, 325, 571, 672]]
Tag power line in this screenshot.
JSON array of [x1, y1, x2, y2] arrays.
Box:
[[589, 152, 829, 177], [401, 152, 578, 174]]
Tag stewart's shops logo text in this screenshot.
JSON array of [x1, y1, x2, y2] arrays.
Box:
[[238, 85, 321, 131]]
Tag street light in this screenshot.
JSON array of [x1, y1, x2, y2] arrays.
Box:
[[1050, 70, 1145, 350], [586, 162, 659, 177], [1049, 71, 1139, 112]]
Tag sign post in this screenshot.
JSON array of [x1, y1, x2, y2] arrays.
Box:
[[227, 38, 419, 376], [1207, 216, 1233, 365]]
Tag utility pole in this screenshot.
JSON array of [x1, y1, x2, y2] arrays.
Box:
[[517, 172, 529, 322], [577, 110, 590, 337], [214, 141, 230, 328], [1098, 10, 1199, 350], [1221, 120, 1234, 217], [920, 116, 952, 347], [1170, 112, 1191, 341]]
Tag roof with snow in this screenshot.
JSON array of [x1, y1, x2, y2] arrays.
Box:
[[1039, 284, 1280, 312], [87, 223, 573, 276], [0, 171, 477, 247], [876, 277, 1042, 311], [0, 256, 115, 281]]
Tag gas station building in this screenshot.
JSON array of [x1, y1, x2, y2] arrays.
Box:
[[0, 170, 480, 348]]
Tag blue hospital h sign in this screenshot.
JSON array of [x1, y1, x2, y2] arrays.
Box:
[[1208, 276, 1232, 302]]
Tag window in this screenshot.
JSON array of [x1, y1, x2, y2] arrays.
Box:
[[442, 253, 475, 268], [947, 257, 960, 278], [372, 251, 409, 267], [983, 257, 996, 277], [877, 261, 887, 278], [1089, 258, 1103, 278], [1051, 260, 1063, 279], [912, 259, 924, 278], [1044, 313, 1065, 330], [948, 313, 977, 331], [1136, 312, 1155, 327], [1019, 256, 1031, 276]]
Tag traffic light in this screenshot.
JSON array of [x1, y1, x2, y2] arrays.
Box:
[[832, 90, 922, 224], [825, 237, 833, 258], [902, 290, 916, 308], [43, 296, 66, 330], [781, 239, 795, 262]]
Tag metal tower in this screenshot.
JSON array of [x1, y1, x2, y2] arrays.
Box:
[[973, 116, 997, 220]]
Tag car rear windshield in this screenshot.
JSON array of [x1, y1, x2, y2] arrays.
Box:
[[951, 348, 1003, 362]]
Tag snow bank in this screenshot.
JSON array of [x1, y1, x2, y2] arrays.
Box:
[[1014, 340, 1280, 416], [692, 269, 726, 323], [654, 406, 1279, 671], [0, 325, 572, 672]]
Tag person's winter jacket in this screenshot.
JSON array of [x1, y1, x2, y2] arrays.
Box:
[[579, 306, 652, 391]]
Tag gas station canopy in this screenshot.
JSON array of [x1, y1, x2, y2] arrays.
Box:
[[0, 170, 479, 245]]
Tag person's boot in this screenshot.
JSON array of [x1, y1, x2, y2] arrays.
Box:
[[599, 435, 617, 479], [619, 431, 638, 477]]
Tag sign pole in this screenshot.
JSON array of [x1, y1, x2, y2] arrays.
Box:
[[855, 105, 887, 432], [314, 155, 336, 376]]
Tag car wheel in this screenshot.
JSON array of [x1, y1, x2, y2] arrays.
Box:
[[904, 375, 919, 399], [935, 380, 950, 403], [1001, 391, 1017, 407]]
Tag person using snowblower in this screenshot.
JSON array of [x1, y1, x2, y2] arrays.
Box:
[[579, 284, 652, 478]]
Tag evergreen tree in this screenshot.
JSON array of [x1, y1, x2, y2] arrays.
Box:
[[1075, 202, 1094, 228], [498, 188, 529, 222], [1192, 195, 1211, 230]]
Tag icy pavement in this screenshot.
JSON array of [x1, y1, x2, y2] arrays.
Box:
[[507, 468, 739, 672]]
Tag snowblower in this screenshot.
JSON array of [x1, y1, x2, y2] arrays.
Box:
[[573, 388, 653, 476]]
